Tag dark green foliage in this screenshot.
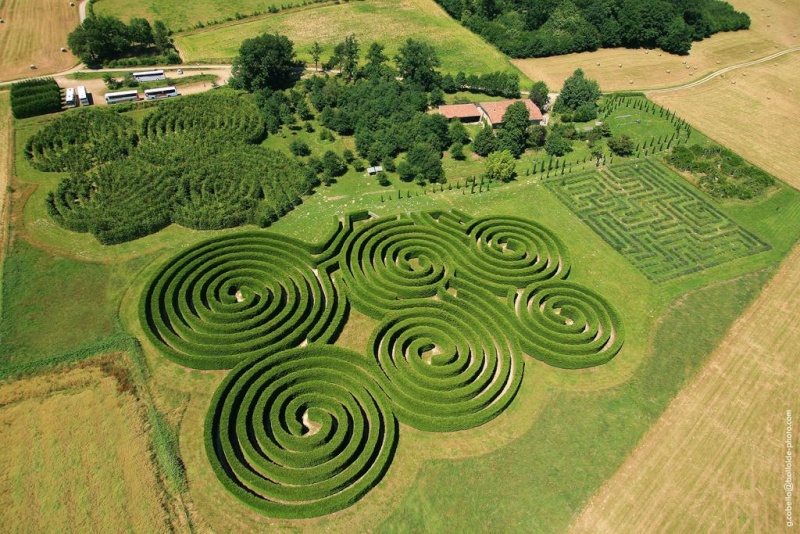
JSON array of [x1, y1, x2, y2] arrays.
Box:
[[43, 91, 305, 244], [554, 69, 601, 113], [25, 108, 137, 172], [545, 133, 573, 157], [289, 139, 311, 156], [472, 125, 498, 157], [437, 0, 750, 58], [608, 134, 635, 156], [497, 101, 529, 158], [10, 78, 62, 119], [327, 34, 360, 82], [405, 144, 444, 184], [450, 141, 466, 160], [446, 70, 520, 98], [667, 144, 775, 200], [448, 119, 470, 145], [229, 33, 302, 91], [530, 80, 549, 111], [395, 38, 441, 91], [67, 15, 177, 67]]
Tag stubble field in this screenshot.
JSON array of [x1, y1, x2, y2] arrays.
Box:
[[0, 0, 80, 82]]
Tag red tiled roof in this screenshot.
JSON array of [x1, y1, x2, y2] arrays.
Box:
[[478, 99, 543, 125], [434, 103, 482, 119]]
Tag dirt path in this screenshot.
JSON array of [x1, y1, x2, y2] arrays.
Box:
[[647, 46, 800, 94], [79, 0, 88, 22], [571, 244, 800, 532]]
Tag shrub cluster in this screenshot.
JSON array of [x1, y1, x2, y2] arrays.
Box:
[[10, 79, 62, 119], [667, 144, 774, 200]]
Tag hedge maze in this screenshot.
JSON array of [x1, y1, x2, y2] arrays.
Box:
[[546, 160, 770, 282], [139, 210, 625, 517]]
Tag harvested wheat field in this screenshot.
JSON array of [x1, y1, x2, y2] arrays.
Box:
[[650, 52, 800, 190], [0, 0, 80, 82], [513, 0, 800, 91], [571, 241, 800, 533], [0, 364, 170, 532]]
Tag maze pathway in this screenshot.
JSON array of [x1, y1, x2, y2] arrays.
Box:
[[546, 160, 770, 282]]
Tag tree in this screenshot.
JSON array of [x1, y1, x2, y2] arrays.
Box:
[[329, 34, 360, 81], [554, 69, 601, 112], [545, 133, 573, 156], [429, 87, 445, 106], [484, 150, 516, 182], [472, 124, 498, 157], [361, 42, 393, 80], [448, 120, 470, 145], [289, 140, 311, 156], [608, 134, 634, 156], [530, 81, 549, 111], [230, 33, 300, 92], [310, 41, 323, 71], [67, 16, 130, 65], [406, 143, 444, 183], [395, 39, 441, 91], [527, 124, 547, 148], [450, 141, 466, 160], [497, 101, 530, 158], [127, 18, 153, 46], [153, 20, 171, 53], [322, 150, 347, 178]]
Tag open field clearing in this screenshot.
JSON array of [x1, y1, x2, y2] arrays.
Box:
[[0, 0, 80, 82], [650, 53, 800, 190], [95, 0, 288, 31], [174, 0, 526, 77], [0, 363, 170, 532], [572, 238, 800, 533], [513, 0, 800, 91]]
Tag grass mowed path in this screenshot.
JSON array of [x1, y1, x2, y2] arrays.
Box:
[[512, 0, 799, 91], [174, 0, 526, 77], [572, 239, 800, 532], [0, 363, 170, 531], [0, 0, 80, 82]]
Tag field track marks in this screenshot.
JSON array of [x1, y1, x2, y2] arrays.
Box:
[[571, 242, 800, 532], [647, 46, 800, 94], [0, 93, 11, 318]]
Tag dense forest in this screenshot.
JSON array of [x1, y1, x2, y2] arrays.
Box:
[[435, 0, 750, 57]]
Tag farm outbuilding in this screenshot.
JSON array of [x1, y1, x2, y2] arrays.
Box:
[[433, 103, 482, 123], [366, 166, 384, 176], [478, 99, 543, 128]]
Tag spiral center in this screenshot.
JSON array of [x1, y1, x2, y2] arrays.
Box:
[[302, 410, 322, 436]]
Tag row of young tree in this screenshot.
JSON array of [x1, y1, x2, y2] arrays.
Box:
[[436, 0, 750, 57], [9, 79, 62, 119], [67, 13, 177, 66]]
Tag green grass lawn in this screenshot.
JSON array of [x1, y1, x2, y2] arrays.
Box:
[[174, 0, 528, 79], [94, 0, 291, 31], [6, 92, 800, 529]]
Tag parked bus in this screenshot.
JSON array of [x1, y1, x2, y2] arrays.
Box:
[[65, 87, 76, 108], [144, 86, 180, 100], [77, 85, 89, 106], [104, 90, 140, 105], [132, 69, 166, 82]]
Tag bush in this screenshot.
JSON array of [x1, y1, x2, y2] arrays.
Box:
[[289, 140, 311, 156], [608, 134, 634, 156]]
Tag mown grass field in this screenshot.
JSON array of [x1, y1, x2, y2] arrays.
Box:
[[513, 0, 800, 91], [94, 0, 289, 31], [4, 86, 800, 531], [0, 363, 170, 531], [174, 0, 527, 78], [0, 0, 80, 82]]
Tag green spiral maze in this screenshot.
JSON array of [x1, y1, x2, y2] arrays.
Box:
[[139, 210, 625, 517]]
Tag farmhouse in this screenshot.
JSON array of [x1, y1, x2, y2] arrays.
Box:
[[478, 99, 543, 128], [433, 103, 482, 123]]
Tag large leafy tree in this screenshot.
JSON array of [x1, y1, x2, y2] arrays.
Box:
[[395, 39, 441, 91], [554, 68, 601, 112], [530, 81, 549, 111], [67, 16, 131, 65], [230, 33, 301, 92], [328, 34, 360, 82], [484, 150, 516, 182], [497, 101, 530, 158]]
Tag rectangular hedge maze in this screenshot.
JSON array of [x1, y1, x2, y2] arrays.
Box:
[[545, 160, 770, 282]]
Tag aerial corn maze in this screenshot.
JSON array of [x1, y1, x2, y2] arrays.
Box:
[[139, 210, 625, 518]]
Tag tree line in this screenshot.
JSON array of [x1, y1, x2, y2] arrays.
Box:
[[436, 0, 750, 57]]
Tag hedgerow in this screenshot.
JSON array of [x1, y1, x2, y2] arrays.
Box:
[[140, 209, 625, 516], [10, 78, 62, 119]]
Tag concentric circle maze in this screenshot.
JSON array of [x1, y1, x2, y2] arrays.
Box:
[[140, 210, 625, 517]]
